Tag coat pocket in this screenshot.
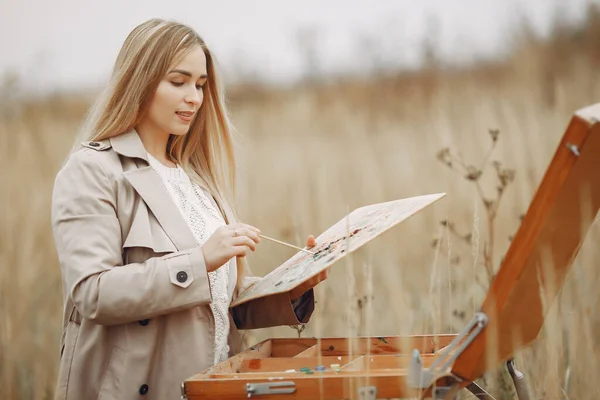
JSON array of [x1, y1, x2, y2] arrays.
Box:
[[97, 346, 126, 400], [195, 304, 211, 321], [55, 321, 81, 399]]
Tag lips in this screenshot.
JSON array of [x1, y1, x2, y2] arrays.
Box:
[[176, 111, 195, 122]]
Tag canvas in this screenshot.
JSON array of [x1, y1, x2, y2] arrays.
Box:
[[231, 193, 446, 307]]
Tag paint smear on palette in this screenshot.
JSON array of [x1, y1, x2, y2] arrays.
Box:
[[230, 192, 446, 307]]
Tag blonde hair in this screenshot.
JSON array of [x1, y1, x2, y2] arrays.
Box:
[[75, 18, 250, 286]]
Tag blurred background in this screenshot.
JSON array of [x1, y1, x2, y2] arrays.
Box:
[[2, 0, 600, 398]]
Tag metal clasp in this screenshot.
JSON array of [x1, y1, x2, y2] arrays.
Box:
[[246, 381, 296, 397], [358, 386, 378, 400], [408, 312, 488, 389], [180, 382, 187, 399]]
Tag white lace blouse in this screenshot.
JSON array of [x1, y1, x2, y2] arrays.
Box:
[[147, 153, 231, 365]]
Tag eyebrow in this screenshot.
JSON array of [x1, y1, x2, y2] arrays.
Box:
[[168, 69, 207, 79]]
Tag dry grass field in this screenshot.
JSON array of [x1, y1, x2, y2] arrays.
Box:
[[2, 8, 600, 399]]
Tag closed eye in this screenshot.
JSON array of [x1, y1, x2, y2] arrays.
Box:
[[171, 81, 204, 90]]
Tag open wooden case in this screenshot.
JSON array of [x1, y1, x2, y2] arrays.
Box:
[[182, 103, 600, 399], [182, 335, 456, 399]]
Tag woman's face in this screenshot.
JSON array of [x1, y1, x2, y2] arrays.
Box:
[[139, 45, 207, 137]]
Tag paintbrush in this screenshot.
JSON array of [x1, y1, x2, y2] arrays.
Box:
[[258, 234, 316, 255]]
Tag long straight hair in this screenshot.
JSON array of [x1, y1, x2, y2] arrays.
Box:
[[74, 18, 250, 286]]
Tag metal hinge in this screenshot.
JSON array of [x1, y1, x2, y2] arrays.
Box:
[[408, 311, 488, 389], [566, 143, 581, 156], [432, 385, 460, 400], [180, 382, 187, 399], [246, 381, 296, 397]]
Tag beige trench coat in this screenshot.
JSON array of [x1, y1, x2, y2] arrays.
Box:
[[51, 129, 315, 400]]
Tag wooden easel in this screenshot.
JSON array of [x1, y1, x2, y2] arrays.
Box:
[[181, 103, 600, 399]]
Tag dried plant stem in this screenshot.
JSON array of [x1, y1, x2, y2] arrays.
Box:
[[471, 196, 481, 314]]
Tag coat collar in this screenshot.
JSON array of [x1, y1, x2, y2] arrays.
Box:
[[110, 128, 149, 162]]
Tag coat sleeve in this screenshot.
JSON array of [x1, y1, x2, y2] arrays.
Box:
[[51, 150, 212, 326], [229, 276, 315, 330]]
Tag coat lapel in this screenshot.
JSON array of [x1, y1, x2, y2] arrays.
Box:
[[123, 167, 198, 251], [111, 129, 198, 252]]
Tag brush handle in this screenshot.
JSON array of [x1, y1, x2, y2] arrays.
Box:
[[258, 234, 316, 255]]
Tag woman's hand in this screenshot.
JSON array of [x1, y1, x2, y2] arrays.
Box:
[[201, 223, 261, 273], [289, 235, 329, 300]]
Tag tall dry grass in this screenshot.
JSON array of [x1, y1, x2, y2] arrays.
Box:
[[2, 8, 600, 399]]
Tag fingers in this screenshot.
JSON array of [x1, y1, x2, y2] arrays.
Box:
[[312, 270, 328, 284], [231, 235, 258, 252], [306, 235, 316, 248], [232, 245, 250, 258], [289, 269, 330, 300], [229, 223, 260, 234], [232, 227, 261, 244]]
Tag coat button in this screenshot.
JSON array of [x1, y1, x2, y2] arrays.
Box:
[[89, 141, 100, 147], [139, 384, 149, 395], [139, 319, 150, 326], [176, 271, 188, 283]]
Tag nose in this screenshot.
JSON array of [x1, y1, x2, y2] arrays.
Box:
[[185, 86, 203, 107]]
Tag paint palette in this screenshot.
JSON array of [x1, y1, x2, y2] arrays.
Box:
[[231, 193, 446, 307]]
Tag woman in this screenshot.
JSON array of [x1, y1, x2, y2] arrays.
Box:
[[51, 18, 325, 400]]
